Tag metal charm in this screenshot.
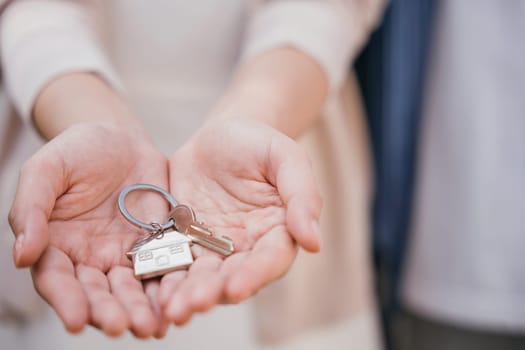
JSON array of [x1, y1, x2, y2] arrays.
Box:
[[118, 183, 235, 279], [118, 184, 192, 279], [126, 229, 193, 280]]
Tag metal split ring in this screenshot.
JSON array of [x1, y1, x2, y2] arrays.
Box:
[[118, 183, 177, 232]]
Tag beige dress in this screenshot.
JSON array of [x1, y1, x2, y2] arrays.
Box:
[[0, 1, 385, 349]]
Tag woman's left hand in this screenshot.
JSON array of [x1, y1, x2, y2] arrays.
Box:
[[158, 119, 322, 325]]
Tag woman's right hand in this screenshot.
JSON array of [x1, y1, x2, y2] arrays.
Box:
[[8, 122, 170, 338]]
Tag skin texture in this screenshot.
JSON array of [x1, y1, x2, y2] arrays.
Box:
[[9, 123, 170, 337], [8, 47, 328, 337], [159, 119, 322, 325]]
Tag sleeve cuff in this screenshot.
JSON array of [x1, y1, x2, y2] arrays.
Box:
[[1, 0, 123, 121], [241, 1, 356, 92]]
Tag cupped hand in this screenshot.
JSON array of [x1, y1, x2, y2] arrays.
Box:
[[8, 123, 170, 337], [159, 119, 322, 324]]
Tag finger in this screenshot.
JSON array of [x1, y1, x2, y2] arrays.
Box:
[[187, 256, 223, 312], [158, 270, 187, 308], [224, 228, 297, 303], [8, 151, 67, 267], [107, 266, 157, 338], [268, 136, 323, 252], [143, 280, 170, 338], [32, 246, 89, 333], [76, 264, 129, 336], [164, 256, 223, 324]]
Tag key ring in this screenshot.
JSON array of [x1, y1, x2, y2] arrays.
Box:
[[118, 183, 178, 232]]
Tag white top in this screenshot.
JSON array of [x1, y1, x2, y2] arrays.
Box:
[[403, 0, 525, 332], [0, 0, 384, 132]]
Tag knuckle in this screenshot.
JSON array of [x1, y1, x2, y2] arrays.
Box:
[[315, 192, 324, 212], [20, 158, 36, 176], [32, 270, 48, 298], [22, 151, 59, 177], [7, 207, 16, 228]]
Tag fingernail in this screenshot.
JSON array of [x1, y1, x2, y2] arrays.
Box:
[[14, 233, 25, 265]]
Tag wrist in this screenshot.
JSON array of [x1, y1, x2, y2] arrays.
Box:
[[210, 83, 281, 127], [208, 48, 328, 138], [33, 72, 145, 140]]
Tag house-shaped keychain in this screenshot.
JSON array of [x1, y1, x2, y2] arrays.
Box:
[[126, 230, 193, 280]]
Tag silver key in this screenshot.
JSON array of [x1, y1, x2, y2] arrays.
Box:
[[126, 229, 193, 280], [169, 204, 235, 256]]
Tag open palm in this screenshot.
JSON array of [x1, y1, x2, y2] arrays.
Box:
[[9, 123, 169, 337], [159, 120, 322, 324]]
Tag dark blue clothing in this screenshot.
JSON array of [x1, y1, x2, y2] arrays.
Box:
[[354, 0, 436, 347]]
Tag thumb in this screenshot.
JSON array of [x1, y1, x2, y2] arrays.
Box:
[[8, 148, 66, 267], [268, 134, 323, 252]]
